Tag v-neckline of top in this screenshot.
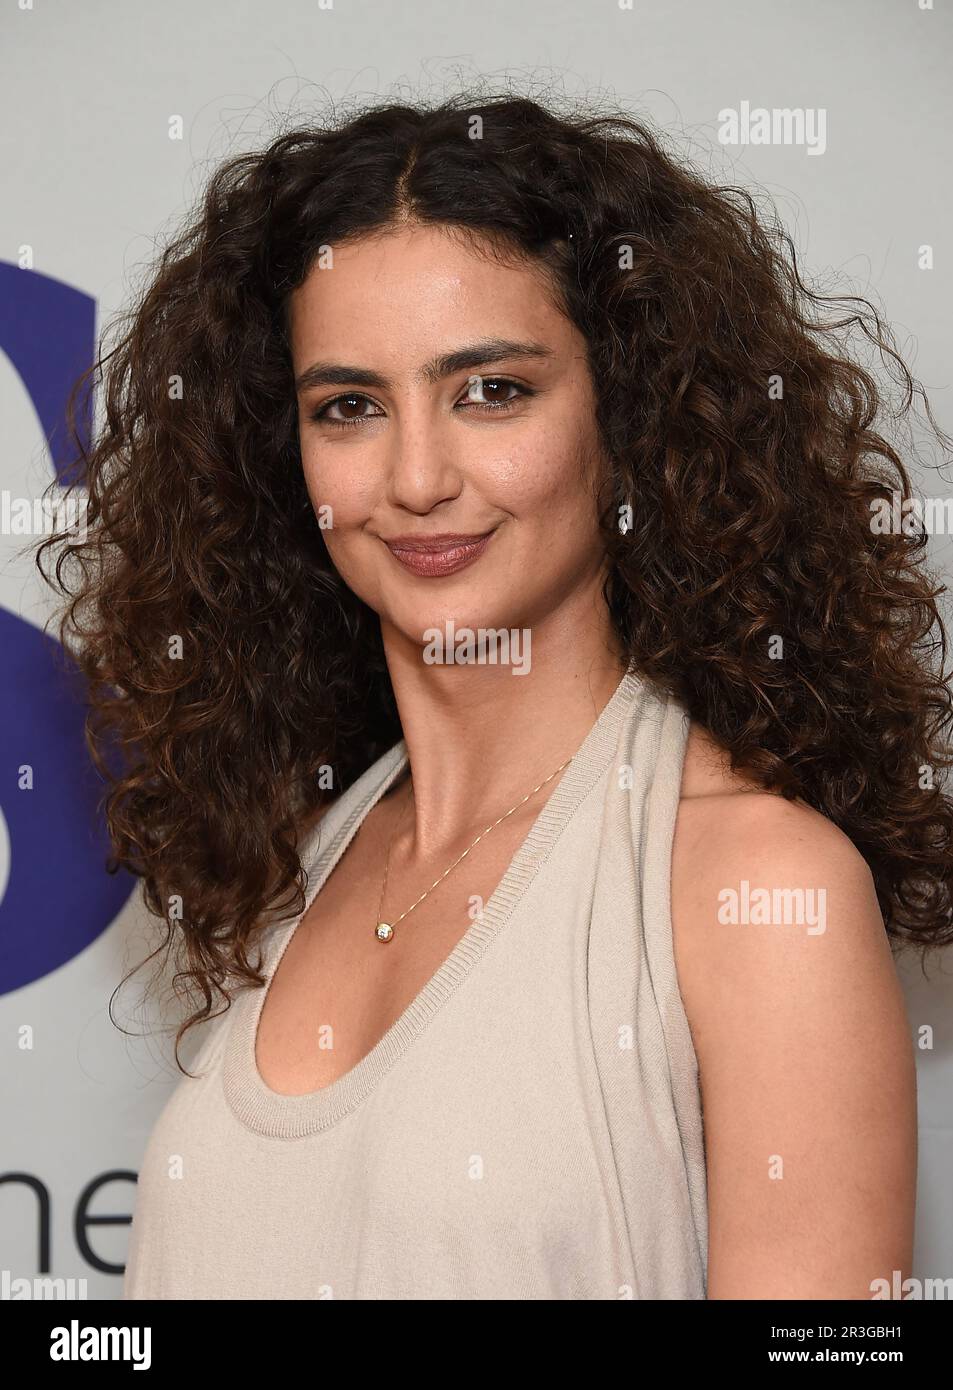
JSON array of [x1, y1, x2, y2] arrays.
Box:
[[222, 668, 647, 1138]]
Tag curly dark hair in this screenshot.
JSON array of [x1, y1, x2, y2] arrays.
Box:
[[33, 89, 953, 1073]]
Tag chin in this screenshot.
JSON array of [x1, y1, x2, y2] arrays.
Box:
[[387, 601, 531, 670]]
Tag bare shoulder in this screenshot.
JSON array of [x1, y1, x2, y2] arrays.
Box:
[[669, 720, 917, 1298], [673, 719, 884, 955], [674, 719, 873, 888], [672, 721, 902, 1024]]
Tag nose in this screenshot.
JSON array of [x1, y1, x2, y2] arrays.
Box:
[[384, 404, 465, 514]]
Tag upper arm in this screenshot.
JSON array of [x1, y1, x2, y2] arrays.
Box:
[[671, 792, 918, 1300]]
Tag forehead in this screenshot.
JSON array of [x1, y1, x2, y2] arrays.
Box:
[[286, 223, 572, 363]]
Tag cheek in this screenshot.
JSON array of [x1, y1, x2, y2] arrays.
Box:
[[480, 431, 600, 524], [300, 446, 377, 527]]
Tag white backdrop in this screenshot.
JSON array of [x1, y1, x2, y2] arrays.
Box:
[[1, 0, 951, 1299]]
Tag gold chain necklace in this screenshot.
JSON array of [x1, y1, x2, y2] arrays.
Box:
[[373, 756, 573, 943]]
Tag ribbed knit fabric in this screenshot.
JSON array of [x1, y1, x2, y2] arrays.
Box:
[[123, 669, 709, 1300]]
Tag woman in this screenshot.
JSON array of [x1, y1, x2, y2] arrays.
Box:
[[37, 92, 949, 1300]]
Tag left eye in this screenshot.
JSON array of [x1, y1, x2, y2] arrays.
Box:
[[460, 376, 527, 409]]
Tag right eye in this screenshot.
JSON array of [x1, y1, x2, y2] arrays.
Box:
[[308, 394, 383, 429]]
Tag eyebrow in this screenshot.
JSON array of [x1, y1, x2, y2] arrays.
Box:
[[294, 337, 556, 394]]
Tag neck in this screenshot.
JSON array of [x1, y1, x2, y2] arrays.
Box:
[[378, 589, 628, 861]]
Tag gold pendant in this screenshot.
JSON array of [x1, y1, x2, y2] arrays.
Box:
[[375, 922, 394, 943]]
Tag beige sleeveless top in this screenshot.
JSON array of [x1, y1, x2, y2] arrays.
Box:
[[124, 669, 709, 1299]]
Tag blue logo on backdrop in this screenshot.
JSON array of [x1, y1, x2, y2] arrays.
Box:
[[0, 262, 135, 994]]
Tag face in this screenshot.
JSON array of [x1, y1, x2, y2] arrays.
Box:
[[288, 221, 611, 656]]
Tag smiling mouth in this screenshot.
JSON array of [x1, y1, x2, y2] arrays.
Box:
[[382, 529, 497, 577]]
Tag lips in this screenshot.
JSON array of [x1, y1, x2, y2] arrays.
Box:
[[383, 530, 496, 578]]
